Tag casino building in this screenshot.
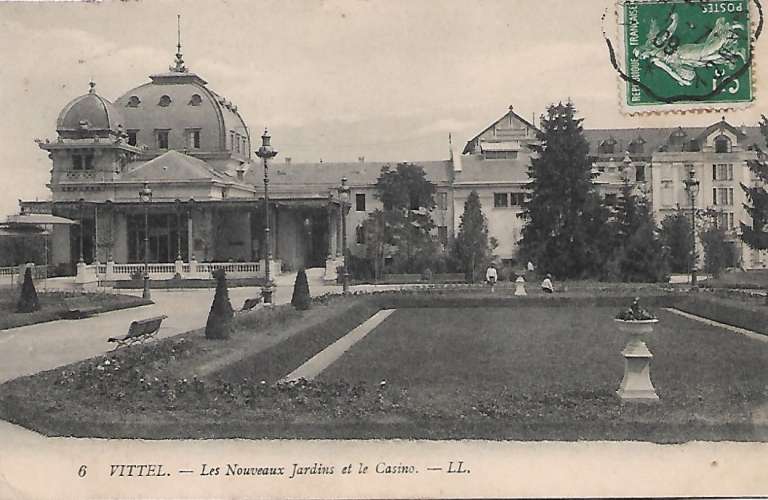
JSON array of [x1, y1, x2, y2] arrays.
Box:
[[19, 44, 768, 283]]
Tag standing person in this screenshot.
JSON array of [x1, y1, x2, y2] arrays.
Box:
[[486, 264, 498, 293], [527, 261, 535, 273], [541, 273, 554, 294]]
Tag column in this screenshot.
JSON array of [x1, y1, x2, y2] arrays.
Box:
[[326, 206, 334, 258], [335, 204, 342, 258], [324, 206, 339, 282], [187, 208, 194, 259]]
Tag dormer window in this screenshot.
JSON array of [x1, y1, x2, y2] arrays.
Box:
[[628, 138, 645, 154], [126, 96, 141, 108], [683, 139, 701, 152], [189, 94, 202, 106], [669, 128, 688, 147], [598, 138, 617, 155], [715, 135, 732, 153], [158, 95, 172, 107]]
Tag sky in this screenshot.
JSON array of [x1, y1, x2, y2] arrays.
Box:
[[1, 0, 766, 218]]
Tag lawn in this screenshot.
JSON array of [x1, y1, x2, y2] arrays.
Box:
[[1, 293, 766, 441], [0, 288, 152, 330], [320, 307, 768, 434]]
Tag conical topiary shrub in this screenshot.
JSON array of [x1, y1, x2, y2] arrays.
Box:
[[291, 268, 311, 310], [205, 268, 234, 339], [17, 267, 40, 313]]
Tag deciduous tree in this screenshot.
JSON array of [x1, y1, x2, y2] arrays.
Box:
[[372, 163, 438, 273], [741, 115, 768, 251], [660, 211, 692, 274]]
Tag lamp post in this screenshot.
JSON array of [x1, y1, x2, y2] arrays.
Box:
[[682, 166, 700, 286], [139, 182, 152, 299], [338, 177, 351, 294], [78, 198, 85, 263], [256, 129, 278, 304]]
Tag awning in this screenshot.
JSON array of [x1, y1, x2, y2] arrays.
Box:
[[0, 227, 49, 236], [5, 214, 78, 225]]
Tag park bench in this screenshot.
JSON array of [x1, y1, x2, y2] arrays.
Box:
[[240, 297, 263, 312], [62, 296, 102, 319], [108, 315, 168, 350], [433, 273, 466, 283]]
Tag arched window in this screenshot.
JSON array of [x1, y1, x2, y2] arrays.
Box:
[[126, 96, 141, 108], [715, 135, 731, 153], [188, 94, 202, 106], [158, 95, 172, 107]]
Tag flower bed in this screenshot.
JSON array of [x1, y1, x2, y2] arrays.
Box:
[[1, 290, 765, 441], [0, 289, 152, 330]]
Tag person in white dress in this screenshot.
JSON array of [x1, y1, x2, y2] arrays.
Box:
[[486, 264, 498, 293], [541, 273, 554, 294]]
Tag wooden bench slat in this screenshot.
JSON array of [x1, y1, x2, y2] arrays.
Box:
[[108, 315, 168, 349]]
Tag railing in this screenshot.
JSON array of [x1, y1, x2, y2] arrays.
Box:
[[0, 264, 49, 286], [92, 261, 273, 281], [197, 262, 261, 274]]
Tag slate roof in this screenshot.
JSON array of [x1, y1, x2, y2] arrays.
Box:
[[583, 122, 763, 155], [122, 150, 234, 182], [453, 155, 529, 185], [243, 160, 452, 192]]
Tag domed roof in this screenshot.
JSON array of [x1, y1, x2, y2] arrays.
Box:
[[114, 66, 249, 157], [56, 81, 125, 134]]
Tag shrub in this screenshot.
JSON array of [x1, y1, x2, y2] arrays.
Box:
[[205, 269, 234, 339], [16, 267, 40, 313], [291, 268, 312, 310]]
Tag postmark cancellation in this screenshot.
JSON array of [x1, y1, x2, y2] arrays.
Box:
[[614, 0, 758, 114]]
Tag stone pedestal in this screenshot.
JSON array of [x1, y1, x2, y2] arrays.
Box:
[[323, 257, 339, 283], [514, 276, 527, 296], [74, 262, 98, 289], [105, 260, 116, 280], [174, 259, 184, 278], [615, 319, 659, 402]]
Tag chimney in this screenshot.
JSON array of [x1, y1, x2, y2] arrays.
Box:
[[284, 157, 291, 164]]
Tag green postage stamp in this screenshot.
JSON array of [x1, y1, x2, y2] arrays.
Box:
[[618, 0, 755, 113]]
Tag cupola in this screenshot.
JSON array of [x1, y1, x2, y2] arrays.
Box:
[[55, 81, 125, 139]]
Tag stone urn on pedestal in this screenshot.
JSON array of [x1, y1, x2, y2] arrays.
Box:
[[614, 298, 659, 402]]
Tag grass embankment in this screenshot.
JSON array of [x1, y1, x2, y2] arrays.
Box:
[[0, 289, 152, 330], [1, 290, 767, 441]]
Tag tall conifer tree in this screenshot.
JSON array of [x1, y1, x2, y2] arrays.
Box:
[[519, 102, 608, 278], [452, 190, 492, 282]]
